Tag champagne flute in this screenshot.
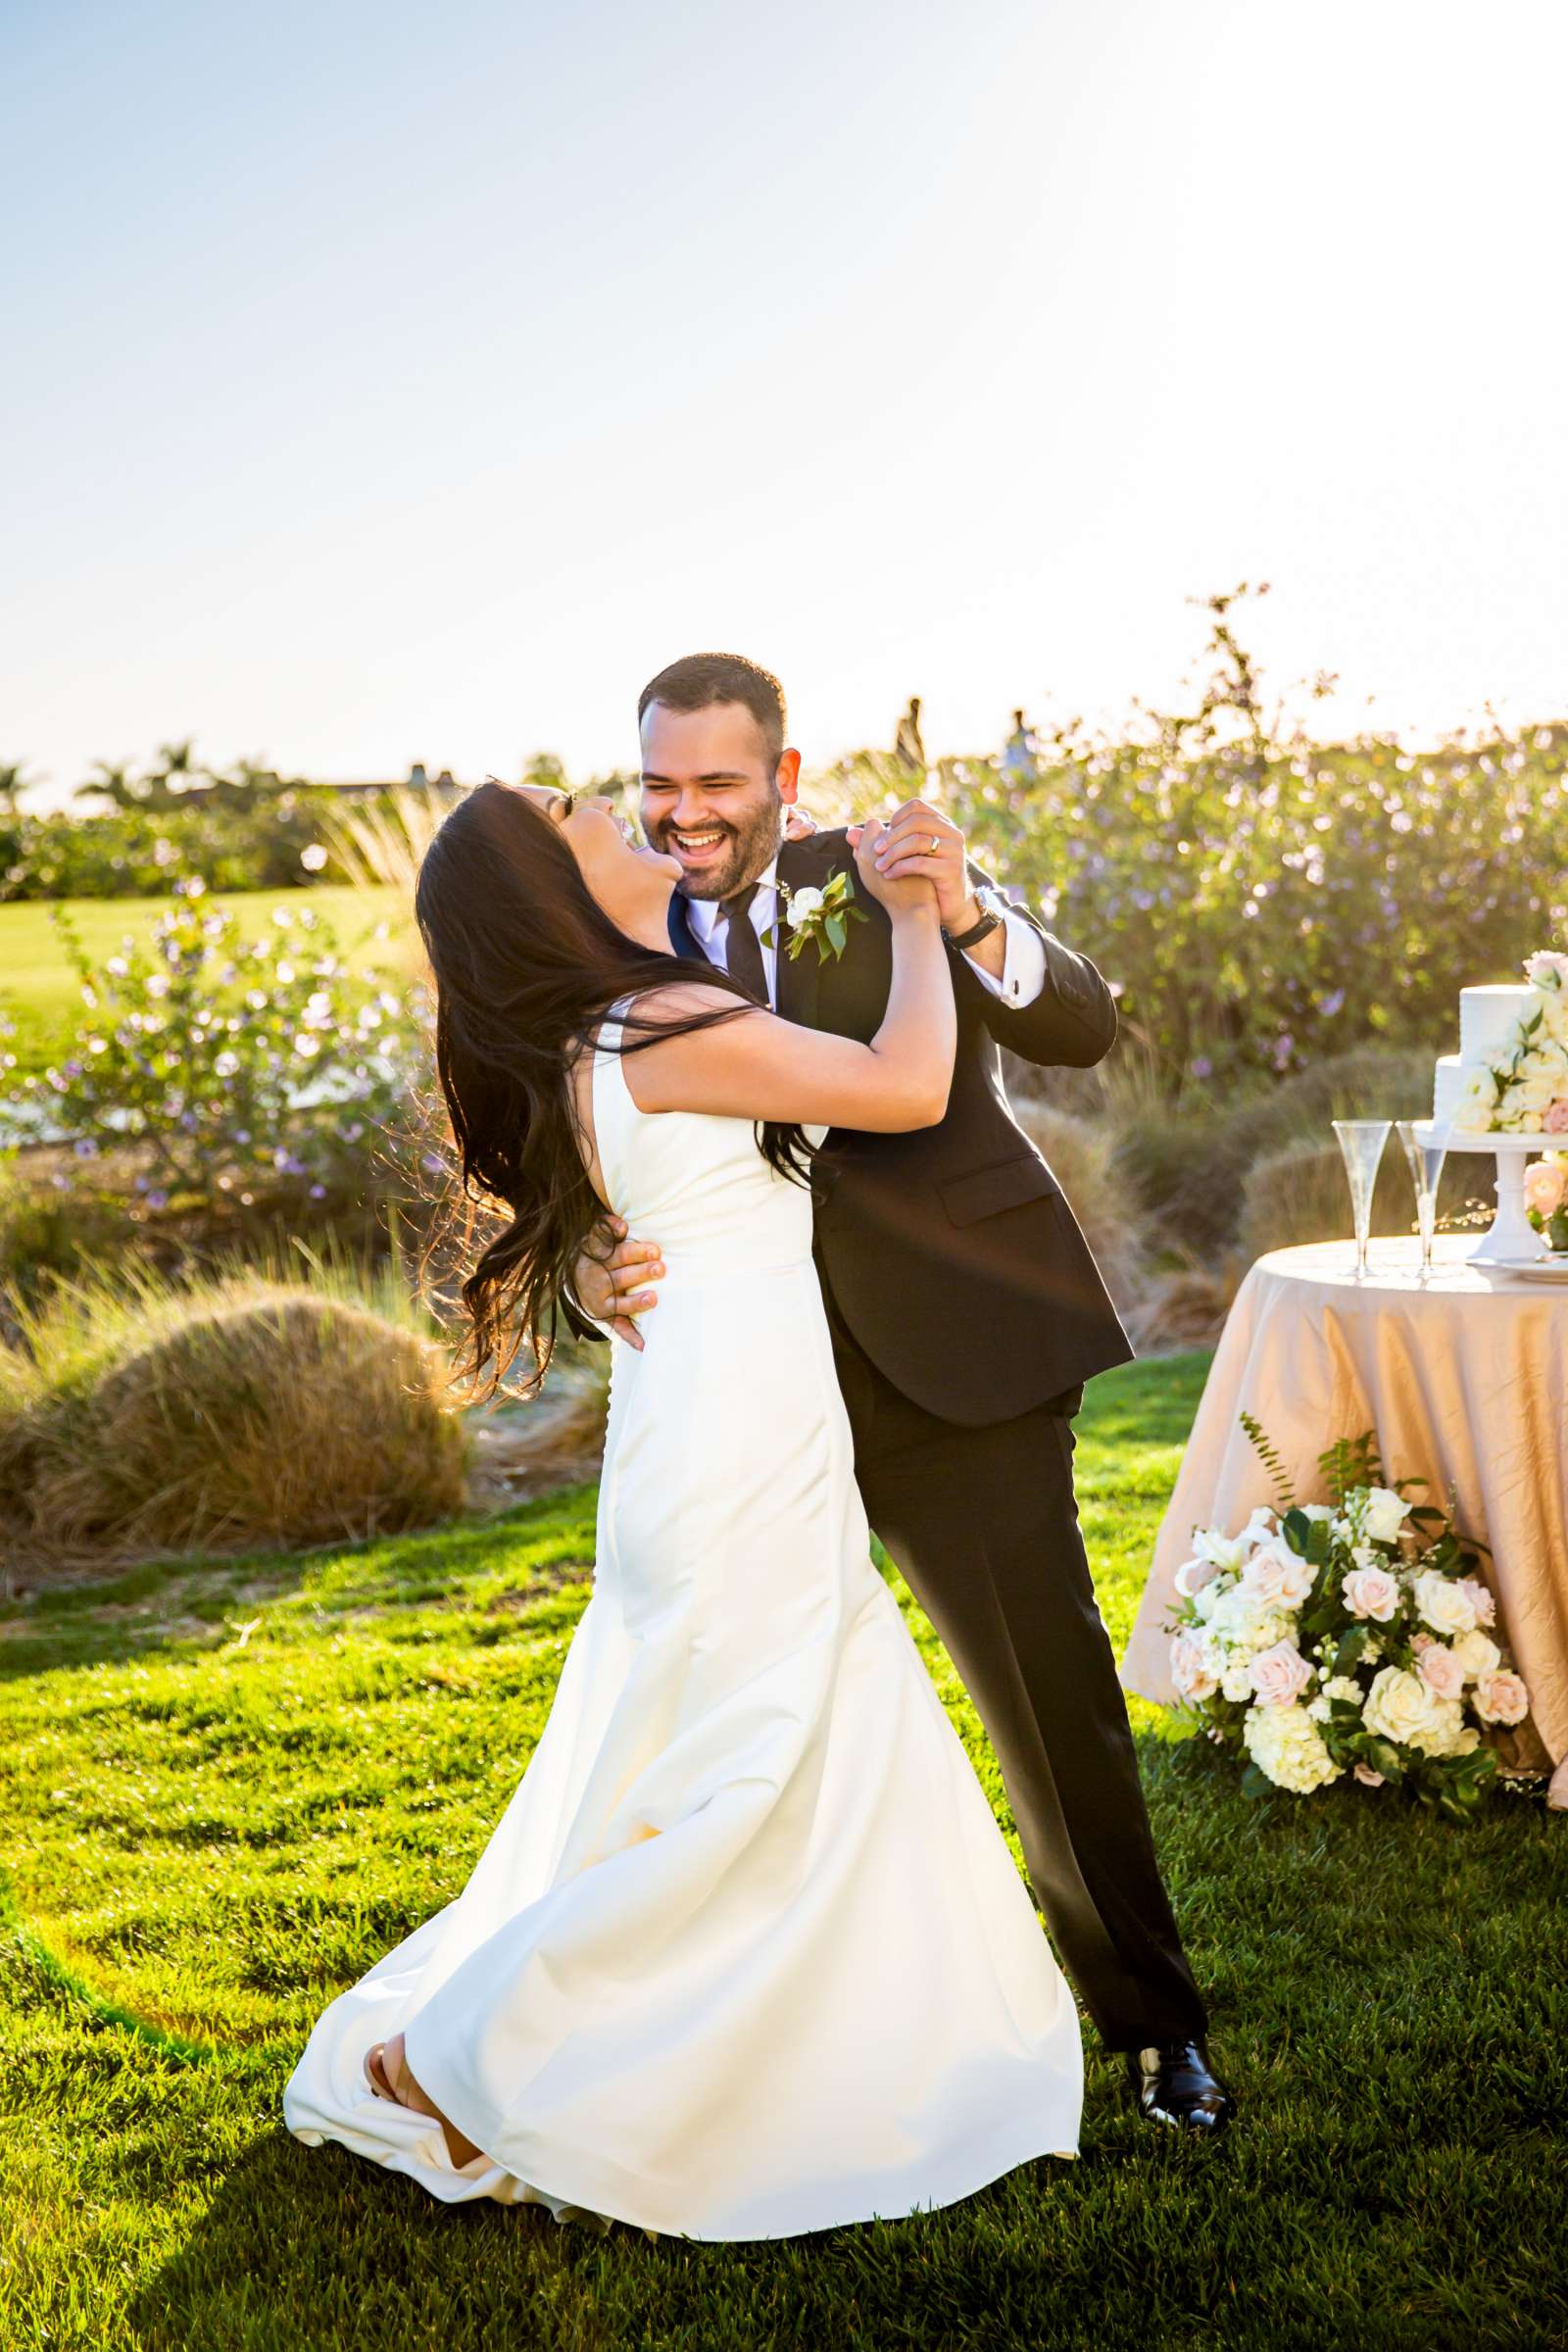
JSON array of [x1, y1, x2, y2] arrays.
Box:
[[1396, 1119, 1447, 1283], [1332, 1119, 1392, 1281]]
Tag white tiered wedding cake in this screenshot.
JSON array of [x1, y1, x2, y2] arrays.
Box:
[[1434, 953, 1568, 1135]]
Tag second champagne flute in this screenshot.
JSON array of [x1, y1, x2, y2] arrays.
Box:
[[1333, 1118, 1392, 1281]]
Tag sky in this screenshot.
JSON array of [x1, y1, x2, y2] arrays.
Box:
[[4, 0, 1566, 805]]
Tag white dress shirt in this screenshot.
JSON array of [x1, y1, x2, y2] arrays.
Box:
[[682, 856, 1048, 1010]]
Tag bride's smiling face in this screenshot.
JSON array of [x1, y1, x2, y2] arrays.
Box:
[[514, 782, 682, 933]]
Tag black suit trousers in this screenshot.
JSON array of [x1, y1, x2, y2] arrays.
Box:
[[823, 1286, 1208, 2053]]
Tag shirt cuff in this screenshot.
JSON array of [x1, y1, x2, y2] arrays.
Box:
[[964, 908, 1047, 1006]]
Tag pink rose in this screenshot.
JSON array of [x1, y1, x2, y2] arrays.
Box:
[[1169, 1631, 1218, 1703], [1343, 1564, 1399, 1622], [1459, 1577, 1496, 1628], [1241, 1542, 1315, 1609], [1524, 1157, 1568, 1215], [1473, 1668, 1530, 1726], [1353, 1762, 1386, 1788], [1250, 1640, 1313, 1709], [1544, 1102, 1568, 1136], [1416, 1642, 1466, 1700]]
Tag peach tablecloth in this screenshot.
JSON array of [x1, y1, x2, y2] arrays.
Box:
[[1120, 1236, 1568, 1806]]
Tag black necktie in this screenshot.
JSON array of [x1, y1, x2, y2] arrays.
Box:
[[719, 882, 770, 1004]]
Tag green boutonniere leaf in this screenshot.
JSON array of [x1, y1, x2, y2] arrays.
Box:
[[776, 866, 870, 964]]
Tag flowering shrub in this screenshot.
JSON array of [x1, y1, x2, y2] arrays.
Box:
[[1452, 952, 1568, 1134], [0, 794, 349, 901], [19, 881, 430, 1215], [935, 728, 1568, 1091], [1165, 1426, 1530, 1820]]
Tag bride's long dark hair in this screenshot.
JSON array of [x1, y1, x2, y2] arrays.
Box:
[[416, 779, 802, 1397]]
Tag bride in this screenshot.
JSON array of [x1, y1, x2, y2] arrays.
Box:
[[283, 777, 1083, 2239]]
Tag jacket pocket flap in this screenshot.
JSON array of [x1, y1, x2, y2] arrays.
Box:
[[940, 1153, 1060, 1227]]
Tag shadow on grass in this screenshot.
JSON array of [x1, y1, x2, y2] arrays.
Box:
[[0, 1486, 602, 1684]]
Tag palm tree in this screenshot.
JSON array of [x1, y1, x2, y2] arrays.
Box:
[[0, 761, 34, 810], [78, 758, 140, 808]]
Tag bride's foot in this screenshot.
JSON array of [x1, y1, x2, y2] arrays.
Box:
[[365, 2032, 486, 2169]]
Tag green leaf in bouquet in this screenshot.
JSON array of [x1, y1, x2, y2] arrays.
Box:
[[1240, 1761, 1275, 1800], [1333, 1625, 1370, 1677], [1241, 1411, 1296, 1510], [1282, 1507, 1313, 1556], [1298, 1597, 1341, 1644], [1363, 1736, 1405, 1781]]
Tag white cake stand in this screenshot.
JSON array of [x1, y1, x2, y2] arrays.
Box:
[[1412, 1122, 1551, 1263]]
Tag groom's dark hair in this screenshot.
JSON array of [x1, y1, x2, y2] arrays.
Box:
[[638, 653, 787, 773]]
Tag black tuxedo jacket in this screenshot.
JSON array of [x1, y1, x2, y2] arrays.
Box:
[[664, 829, 1134, 1425]]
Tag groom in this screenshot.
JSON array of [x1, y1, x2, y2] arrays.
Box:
[[571, 652, 1233, 2132]]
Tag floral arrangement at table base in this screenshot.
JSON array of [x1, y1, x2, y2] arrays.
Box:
[[1524, 1151, 1568, 1252], [1166, 1418, 1531, 1820]]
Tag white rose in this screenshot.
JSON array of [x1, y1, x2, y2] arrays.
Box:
[[1449, 1629, 1501, 1683], [1361, 1487, 1412, 1544], [1362, 1665, 1437, 1746], [1454, 1068, 1497, 1131], [1361, 1665, 1465, 1755], [1296, 1503, 1335, 1524], [1525, 950, 1568, 994], [1511, 1067, 1560, 1114], [784, 885, 825, 929], [1412, 1697, 1475, 1757], [1320, 1676, 1364, 1706], [1411, 1569, 1478, 1639]]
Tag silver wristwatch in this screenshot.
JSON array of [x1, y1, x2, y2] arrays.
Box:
[[943, 882, 1005, 952]]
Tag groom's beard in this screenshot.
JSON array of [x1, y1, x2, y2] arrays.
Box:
[[648, 795, 784, 903]]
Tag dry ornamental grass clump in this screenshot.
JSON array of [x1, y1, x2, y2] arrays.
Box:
[[0, 1276, 467, 1566]]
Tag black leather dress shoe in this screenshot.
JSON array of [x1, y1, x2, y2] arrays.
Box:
[[1126, 2039, 1235, 2133]]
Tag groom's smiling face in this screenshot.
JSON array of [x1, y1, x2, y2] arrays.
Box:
[[639, 700, 801, 902]]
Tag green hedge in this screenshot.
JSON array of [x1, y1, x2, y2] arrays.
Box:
[[0, 792, 348, 901]]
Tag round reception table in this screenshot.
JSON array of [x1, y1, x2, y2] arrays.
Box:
[[1120, 1236, 1568, 1807]]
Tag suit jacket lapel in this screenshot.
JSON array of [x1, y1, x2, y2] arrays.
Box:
[[775, 836, 825, 1030]]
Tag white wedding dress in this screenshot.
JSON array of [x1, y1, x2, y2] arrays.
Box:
[[283, 1002, 1082, 2239]]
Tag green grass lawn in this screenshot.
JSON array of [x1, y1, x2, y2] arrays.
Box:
[[0, 888, 417, 1075], [2, 1351, 1563, 2352]]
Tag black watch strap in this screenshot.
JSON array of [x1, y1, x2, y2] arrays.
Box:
[[945, 901, 1004, 952]]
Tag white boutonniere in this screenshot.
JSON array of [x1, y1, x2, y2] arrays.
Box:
[[761, 868, 868, 963]]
